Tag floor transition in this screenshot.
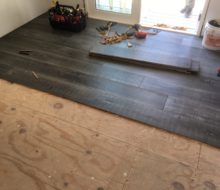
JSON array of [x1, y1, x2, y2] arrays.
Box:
[[0, 14, 220, 147], [0, 79, 220, 189]]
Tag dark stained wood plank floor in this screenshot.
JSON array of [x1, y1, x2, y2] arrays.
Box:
[[0, 13, 220, 147]]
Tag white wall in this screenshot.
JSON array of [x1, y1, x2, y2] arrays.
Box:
[[1, 0, 219, 38], [202, 0, 220, 33], [0, 0, 50, 37], [205, 0, 220, 21]]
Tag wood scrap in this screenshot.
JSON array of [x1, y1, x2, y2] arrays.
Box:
[[101, 33, 131, 45], [97, 22, 158, 45], [127, 42, 133, 48], [154, 23, 188, 31], [96, 21, 117, 36], [172, 26, 187, 31], [155, 23, 169, 28], [105, 22, 112, 37], [32, 71, 39, 79]]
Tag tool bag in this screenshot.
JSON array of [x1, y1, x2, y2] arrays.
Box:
[[48, 1, 87, 32]]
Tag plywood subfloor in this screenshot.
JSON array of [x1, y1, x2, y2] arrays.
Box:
[[0, 14, 220, 148], [0, 79, 220, 190]]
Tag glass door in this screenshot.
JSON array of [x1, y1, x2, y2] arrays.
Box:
[[139, 0, 210, 35], [87, 0, 209, 35], [95, 0, 133, 14], [87, 0, 141, 24]]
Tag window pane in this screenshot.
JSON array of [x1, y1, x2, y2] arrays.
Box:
[[96, 0, 132, 14]]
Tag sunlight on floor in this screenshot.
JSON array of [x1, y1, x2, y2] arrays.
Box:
[[140, 0, 206, 34]]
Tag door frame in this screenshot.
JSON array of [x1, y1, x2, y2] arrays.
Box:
[[86, 0, 210, 36], [86, 0, 141, 25], [196, 0, 211, 36]]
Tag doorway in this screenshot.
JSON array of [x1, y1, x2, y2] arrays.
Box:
[[87, 0, 209, 35], [140, 0, 209, 35]]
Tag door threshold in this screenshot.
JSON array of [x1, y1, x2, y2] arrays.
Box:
[[142, 24, 197, 36]]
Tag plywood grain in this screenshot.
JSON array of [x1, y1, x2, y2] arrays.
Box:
[[0, 80, 220, 190], [0, 80, 200, 167]]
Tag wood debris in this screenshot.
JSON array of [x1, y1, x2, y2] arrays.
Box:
[[32, 71, 39, 79], [97, 22, 158, 45], [101, 33, 131, 45], [127, 41, 133, 48], [154, 23, 188, 31]]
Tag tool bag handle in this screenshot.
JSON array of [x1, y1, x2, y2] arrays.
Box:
[[57, 0, 86, 11]]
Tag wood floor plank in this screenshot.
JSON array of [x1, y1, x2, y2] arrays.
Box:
[[5, 20, 99, 52], [164, 97, 220, 126], [89, 45, 198, 73], [0, 41, 145, 87], [140, 75, 220, 109], [0, 52, 167, 110]]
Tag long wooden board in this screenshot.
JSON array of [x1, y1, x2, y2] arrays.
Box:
[[89, 45, 200, 73]]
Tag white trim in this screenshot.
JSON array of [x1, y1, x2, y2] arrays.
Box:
[[196, 0, 211, 36], [87, 0, 141, 24]]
